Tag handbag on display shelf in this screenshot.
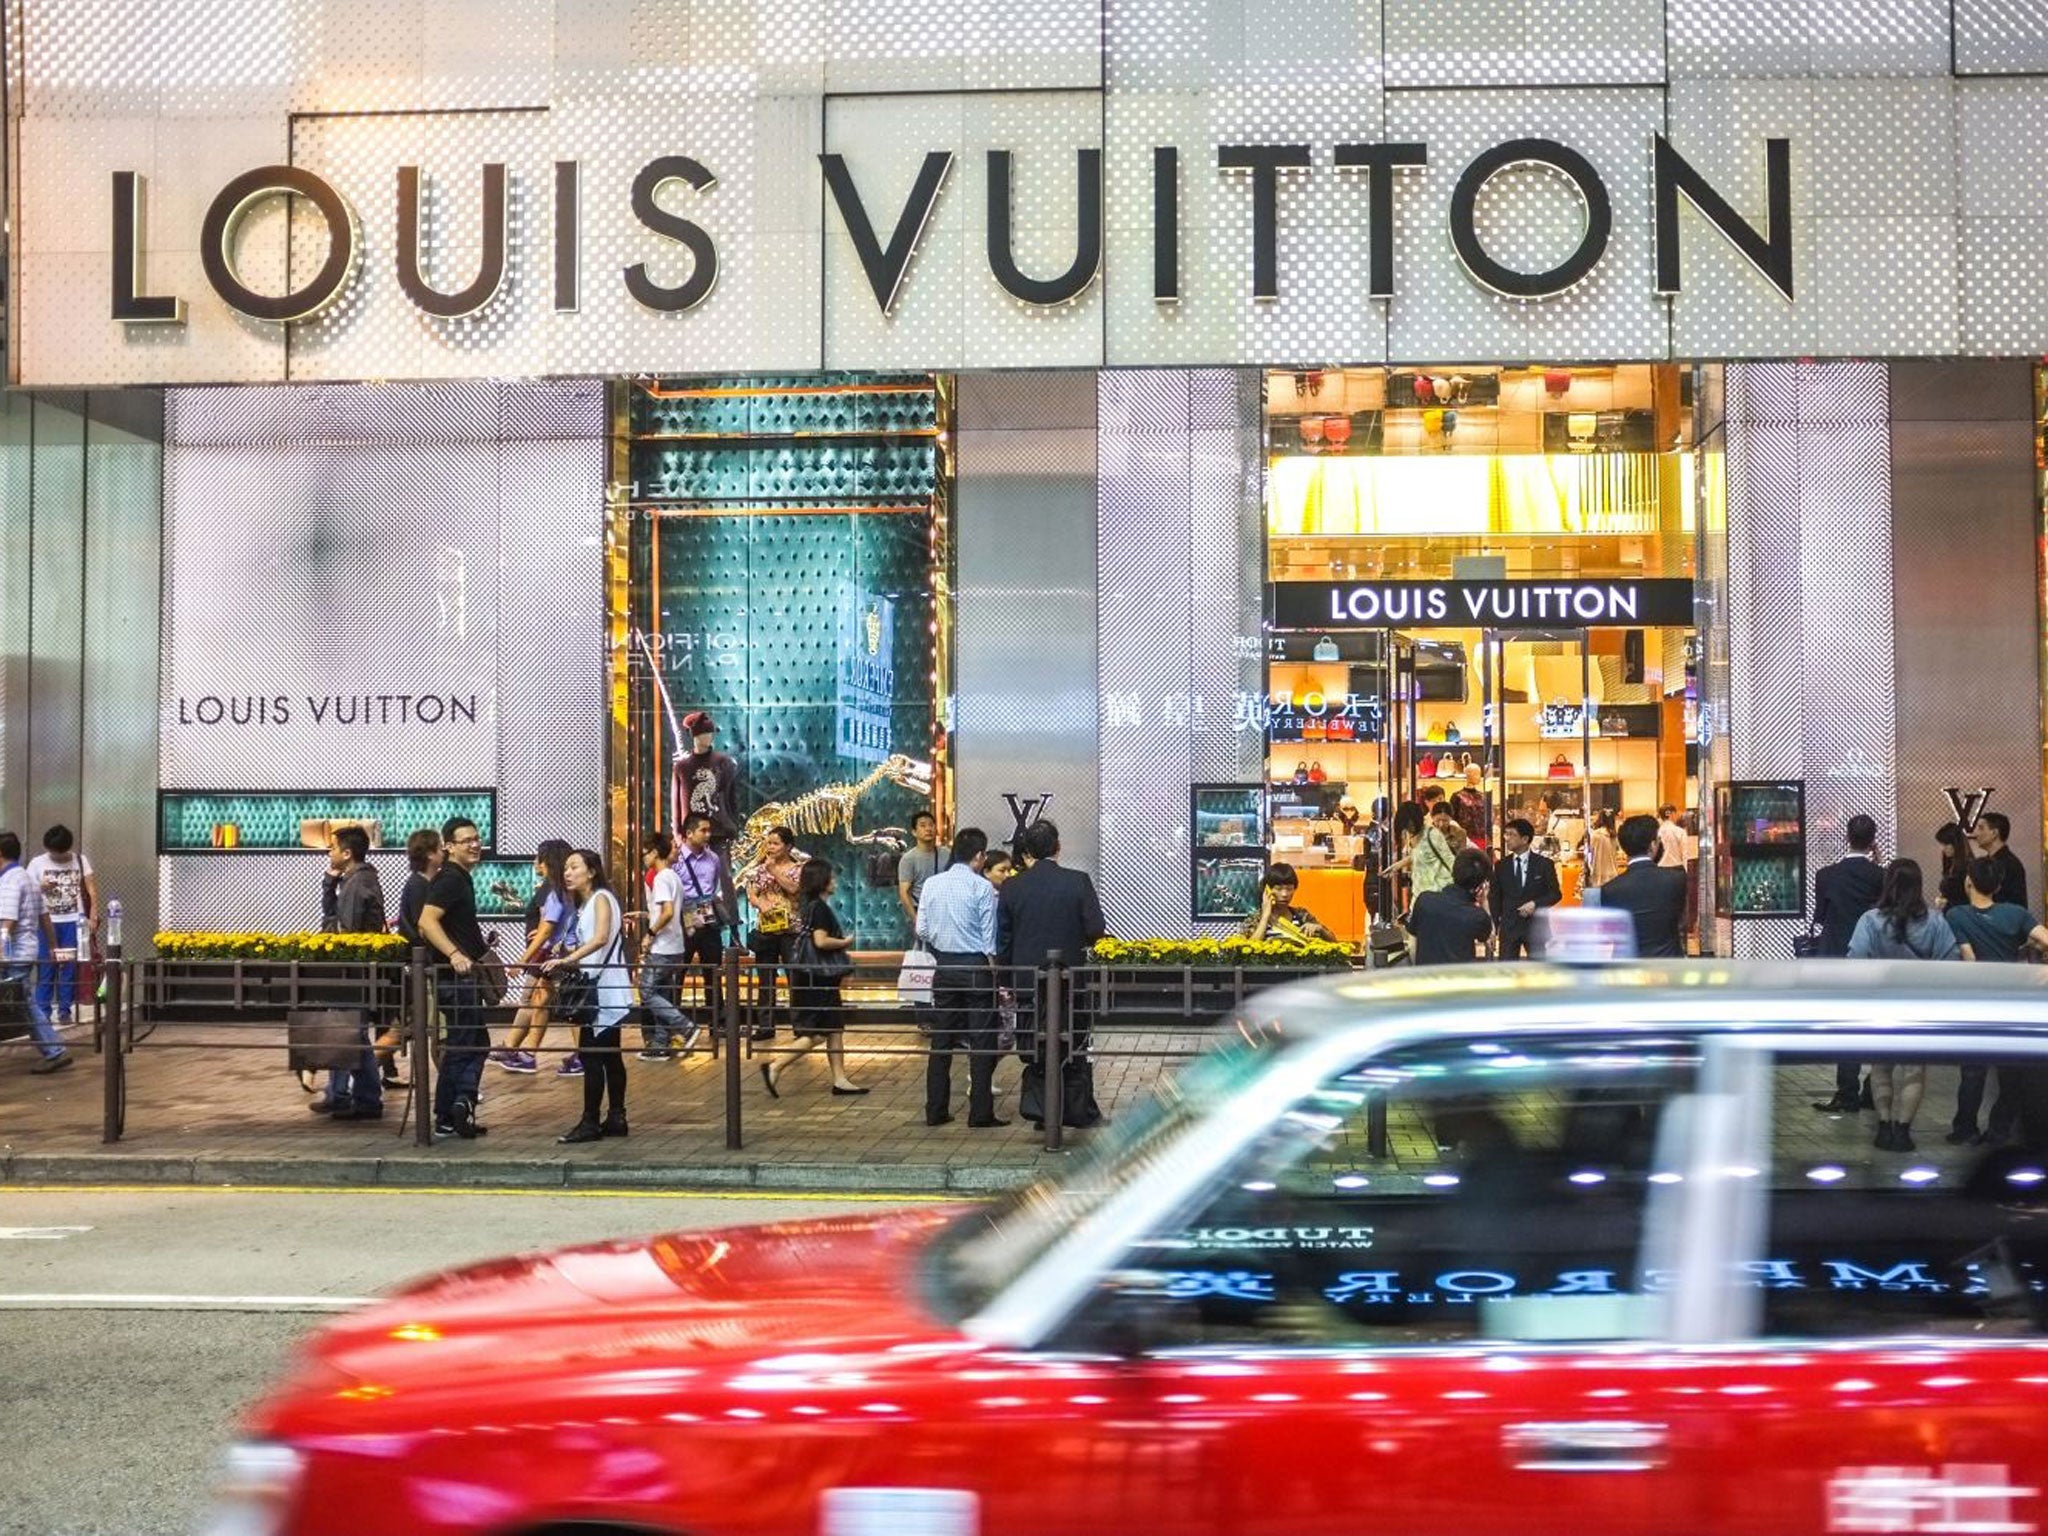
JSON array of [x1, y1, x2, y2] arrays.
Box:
[[1548, 755, 1575, 779], [1293, 762, 1311, 784], [1416, 752, 1438, 778], [1307, 762, 1327, 784]]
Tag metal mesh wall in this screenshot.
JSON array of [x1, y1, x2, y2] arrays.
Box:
[[1724, 360, 1896, 959], [1096, 366, 1262, 940], [158, 379, 605, 930]]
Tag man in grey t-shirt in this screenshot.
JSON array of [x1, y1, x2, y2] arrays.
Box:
[[896, 810, 950, 926]]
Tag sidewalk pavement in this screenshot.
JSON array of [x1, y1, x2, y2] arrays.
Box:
[[0, 1019, 2014, 1197], [0, 1017, 1208, 1194]]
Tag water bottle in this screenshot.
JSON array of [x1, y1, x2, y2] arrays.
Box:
[[106, 898, 123, 951]]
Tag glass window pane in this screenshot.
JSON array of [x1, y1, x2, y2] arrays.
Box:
[[1078, 1034, 1699, 1350], [1760, 1053, 2048, 1339]]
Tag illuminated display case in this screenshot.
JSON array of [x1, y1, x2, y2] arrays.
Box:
[[1715, 779, 1806, 919], [1192, 785, 1267, 922], [158, 790, 495, 854]]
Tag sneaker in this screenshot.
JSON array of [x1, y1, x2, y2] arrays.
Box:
[[488, 1051, 517, 1072], [432, 1121, 457, 1140], [30, 1052, 73, 1075], [637, 1047, 673, 1061], [556, 1054, 584, 1078], [679, 1022, 703, 1054], [452, 1099, 486, 1139], [503, 1052, 539, 1075]]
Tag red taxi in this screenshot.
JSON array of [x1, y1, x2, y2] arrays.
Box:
[[210, 960, 2048, 1536]]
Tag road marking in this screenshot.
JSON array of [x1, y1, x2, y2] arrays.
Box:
[[0, 1293, 372, 1312], [0, 1183, 954, 1203], [0, 1226, 93, 1239]]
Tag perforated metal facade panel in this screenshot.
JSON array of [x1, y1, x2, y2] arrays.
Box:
[[25, 0, 2048, 382], [157, 379, 605, 929], [1096, 367, 1262, 941], [1723, 360, 1896, 959]]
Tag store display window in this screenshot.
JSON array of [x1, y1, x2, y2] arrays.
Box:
[[612, 376, 949, 947], [1261, 366, 1701, 931]]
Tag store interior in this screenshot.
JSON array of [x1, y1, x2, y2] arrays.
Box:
[[1244, 365, 1701, 941]]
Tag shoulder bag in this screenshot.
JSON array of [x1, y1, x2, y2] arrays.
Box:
[[791, 903, 852, 978], [554, 897, 623, 1027]]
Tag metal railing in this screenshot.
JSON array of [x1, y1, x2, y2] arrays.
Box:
[[80, 944, 1348, 1154]]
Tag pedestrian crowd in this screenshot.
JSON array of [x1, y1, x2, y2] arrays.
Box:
[[1807, 809, 2048, 1153], [297, 803, 1106, 1146], [1281, 783, 1697, 965]]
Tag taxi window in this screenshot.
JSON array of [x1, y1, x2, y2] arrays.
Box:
[[1071, 1034, 1699, 1351], [1758, 1051, 2048, 1339]]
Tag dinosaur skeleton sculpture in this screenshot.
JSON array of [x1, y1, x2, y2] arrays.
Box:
[[730, 754, 934, 879]]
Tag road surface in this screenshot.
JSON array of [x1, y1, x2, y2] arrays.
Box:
[[0, 1184, 916, 1536]]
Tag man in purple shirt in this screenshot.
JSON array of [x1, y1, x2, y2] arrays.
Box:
[[675, 812, 736, 1034]]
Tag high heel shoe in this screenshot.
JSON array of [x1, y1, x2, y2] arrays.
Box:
[[760, 1063, 780, 1099], [297, 1069, 317, 1094]]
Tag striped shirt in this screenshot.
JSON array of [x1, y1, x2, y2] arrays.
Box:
[[0, 863, 45, 964]]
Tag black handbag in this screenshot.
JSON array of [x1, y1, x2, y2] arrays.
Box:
[[1792, 925, 1823, 959], [791, 904, 852, 978], [554, 965, 597, 1027]]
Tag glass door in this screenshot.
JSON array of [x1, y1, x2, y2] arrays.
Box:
[[1488, 627, 1592, 866]]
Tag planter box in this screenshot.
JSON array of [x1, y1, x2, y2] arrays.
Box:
[[1084, 965, 1349, 1024], [139, 959, 402, 1021]]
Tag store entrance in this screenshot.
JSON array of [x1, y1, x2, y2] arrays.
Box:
[[1259, 362, 1701, 943], [1268, 609, 1690, 931], [1393, 627, 1610, 889]]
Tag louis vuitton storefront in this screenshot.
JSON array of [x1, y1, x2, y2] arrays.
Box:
[[2, 1, 2044, 960]]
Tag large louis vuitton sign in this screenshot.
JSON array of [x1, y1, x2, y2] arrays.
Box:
[[109, 134, 1791, 330]]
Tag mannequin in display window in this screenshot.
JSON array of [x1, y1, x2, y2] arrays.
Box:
[[672, 711, 742, 939], [1451, 764, 1491, 850], [672, 711, 740, 846]]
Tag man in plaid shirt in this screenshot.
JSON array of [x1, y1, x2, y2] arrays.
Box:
[[0, 830, 70, 1073]]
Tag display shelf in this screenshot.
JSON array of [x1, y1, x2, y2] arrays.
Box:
[[159, 790, 496, 854]]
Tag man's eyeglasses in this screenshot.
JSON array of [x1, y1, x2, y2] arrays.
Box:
[[450, 834, 482, 847]]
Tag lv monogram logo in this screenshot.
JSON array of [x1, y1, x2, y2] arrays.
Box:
[[1002, 792, 1051, 844], [1943, 786, 1994, 833]]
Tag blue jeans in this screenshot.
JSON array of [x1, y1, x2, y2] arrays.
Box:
[[327, 1021, 382, 1113], [639, 955, 689, 1048], [432, 974, 488, 1125], [5, 960, 62, 1060], [36, 919, 79, 1020]]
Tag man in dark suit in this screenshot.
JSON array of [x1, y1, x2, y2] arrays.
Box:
[[997, 819, 1107, 1130], [1598, 814, 1688, 958], [1489, 817, 1562, 959], [1811, 813, 1885, 1114]]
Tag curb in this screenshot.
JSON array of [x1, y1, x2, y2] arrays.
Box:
[[0, 1150, 1041, 1196]]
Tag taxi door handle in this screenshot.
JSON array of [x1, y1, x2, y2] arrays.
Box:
[[1503, 1420, 1668, 1472]]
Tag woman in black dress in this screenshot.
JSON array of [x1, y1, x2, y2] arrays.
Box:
[[761, 859, 868, 1098]]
